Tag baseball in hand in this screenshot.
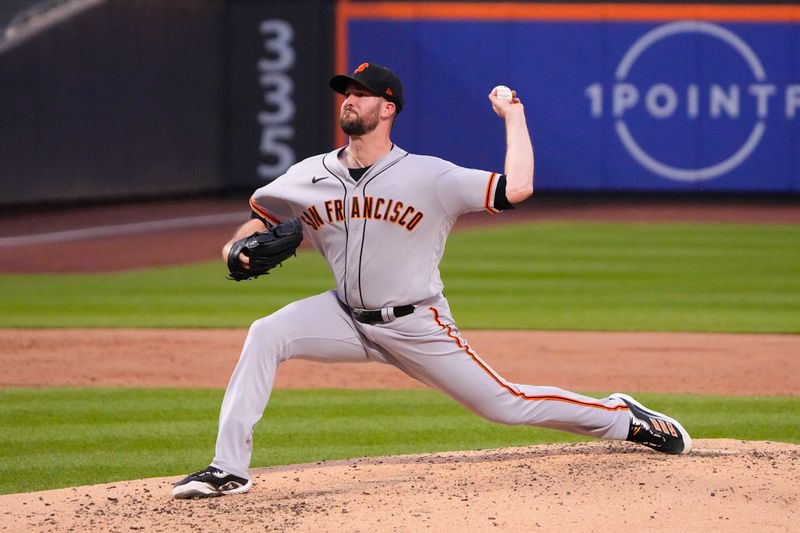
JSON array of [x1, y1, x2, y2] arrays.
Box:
[[493, 85, 513, 101]]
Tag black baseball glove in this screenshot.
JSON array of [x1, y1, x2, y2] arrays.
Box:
[[226, 218, 304, 281]]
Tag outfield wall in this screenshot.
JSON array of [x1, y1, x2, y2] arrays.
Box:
[[338, 2, 800, 193], [0, 0, 334, 206], [2, 1, 799, 206], [0, 0, 225, 205]]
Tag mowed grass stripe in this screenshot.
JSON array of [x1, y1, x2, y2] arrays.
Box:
[[1, 388, 798, 495], [0, 221, 798, 331], [442, 222, 800, 332]]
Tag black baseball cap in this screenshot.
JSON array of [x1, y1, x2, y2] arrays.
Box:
[[330, 62, 404, 113]]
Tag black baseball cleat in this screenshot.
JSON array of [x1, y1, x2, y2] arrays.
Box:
[[611, 393, 693, 455], [172, 465, 252, 499]]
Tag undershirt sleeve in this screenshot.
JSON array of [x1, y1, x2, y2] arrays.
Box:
[[250, 210, 268, 224], [493, 175, 514, 211]]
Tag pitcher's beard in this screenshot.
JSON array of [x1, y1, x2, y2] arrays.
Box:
[[340, 109, 379, 136]]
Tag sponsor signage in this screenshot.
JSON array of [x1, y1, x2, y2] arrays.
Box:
[[342, 4, 800, 192]]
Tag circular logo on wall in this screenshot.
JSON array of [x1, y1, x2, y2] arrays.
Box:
[[585, 21, 800, 183]]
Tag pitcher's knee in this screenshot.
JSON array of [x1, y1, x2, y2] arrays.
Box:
[[247, 316, 273, 338], [244, 317, 289, 362]]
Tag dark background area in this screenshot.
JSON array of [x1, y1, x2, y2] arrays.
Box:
[[0, 0, 334, 206]]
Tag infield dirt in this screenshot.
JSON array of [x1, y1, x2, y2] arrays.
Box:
[[1, 440, 798, 532], [3, 328, 800, 395]]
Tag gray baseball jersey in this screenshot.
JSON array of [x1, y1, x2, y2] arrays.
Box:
[[211, 145, 632, 479], [249, 145, 502, 309]]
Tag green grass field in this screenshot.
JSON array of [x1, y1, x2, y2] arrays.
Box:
[[1, 222, 799, 331], [2, 388, 798, 495], [1, 221, 799, 494]]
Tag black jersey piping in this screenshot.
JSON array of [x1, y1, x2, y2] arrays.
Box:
[[322, 153, 352, 307], [357, 147, 410, 307]]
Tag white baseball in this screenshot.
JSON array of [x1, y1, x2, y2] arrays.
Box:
[[493, 85, 513, 101]]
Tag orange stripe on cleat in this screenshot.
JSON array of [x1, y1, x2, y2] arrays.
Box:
[[666, 421, 678, 437], [428, 307, 629, 412], [652, 417, 669, 433]]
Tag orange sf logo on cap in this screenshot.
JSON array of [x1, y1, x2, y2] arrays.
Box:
[[354, 63, 369, 73], [385, 88, 393, 96]]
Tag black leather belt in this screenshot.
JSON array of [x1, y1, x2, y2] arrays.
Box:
[[351, 304, 415, 324]]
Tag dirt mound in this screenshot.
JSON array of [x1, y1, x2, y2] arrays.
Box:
[[3, 440, 797, 532]]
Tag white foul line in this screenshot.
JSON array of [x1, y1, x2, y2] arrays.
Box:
[[0, 212, 247, 248]]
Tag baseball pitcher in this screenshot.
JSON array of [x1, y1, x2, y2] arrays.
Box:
[[172, 62, 692, 499]]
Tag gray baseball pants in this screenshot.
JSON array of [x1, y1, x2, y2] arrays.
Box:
[[212, 290, 630, 479]]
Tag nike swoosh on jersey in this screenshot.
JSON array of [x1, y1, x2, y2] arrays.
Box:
[[311, 176, 328, 183]]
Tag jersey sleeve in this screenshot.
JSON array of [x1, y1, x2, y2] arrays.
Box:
[[249, 175, 294, 226], [434, 160, 507, 218]]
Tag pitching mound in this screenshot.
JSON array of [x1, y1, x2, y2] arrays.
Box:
[[3, 439, 798, 532]]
